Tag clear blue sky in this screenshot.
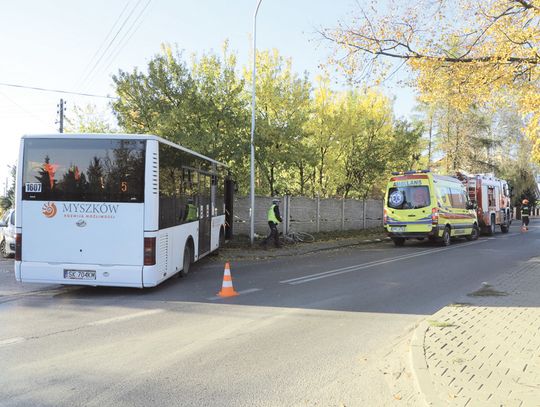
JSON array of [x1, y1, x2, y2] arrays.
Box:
[[0, 0, 415, 192]]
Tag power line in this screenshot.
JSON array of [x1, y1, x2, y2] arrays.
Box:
[[0, 82, 115, 99], [0, 90, 51, 126], [80, 0, 146, 90], [75, 0, 131, 89], [101, 0, 153, 76]]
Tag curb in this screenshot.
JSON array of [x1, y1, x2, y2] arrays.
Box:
[[409, 320, 446, 407], [216, 236, 391, 261]]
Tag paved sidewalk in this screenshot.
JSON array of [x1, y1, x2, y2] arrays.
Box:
[[411, 257, 540, 406]]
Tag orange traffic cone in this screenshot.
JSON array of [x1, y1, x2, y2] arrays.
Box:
[[217, 262, 239, 297]]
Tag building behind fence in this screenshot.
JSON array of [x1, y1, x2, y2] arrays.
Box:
[[233, 195, 383, 236]]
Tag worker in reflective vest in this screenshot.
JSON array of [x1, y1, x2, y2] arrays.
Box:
[[261, 198, 283, 248]]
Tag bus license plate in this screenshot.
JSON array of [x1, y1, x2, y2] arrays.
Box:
[[64, 269, 96, 280], [391, 226, 406, 232]]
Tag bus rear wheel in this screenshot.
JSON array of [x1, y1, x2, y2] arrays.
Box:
[[179, 243, 192, 278]]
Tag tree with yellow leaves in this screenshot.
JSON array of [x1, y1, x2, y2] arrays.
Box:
[[322, 0, 540, 160]]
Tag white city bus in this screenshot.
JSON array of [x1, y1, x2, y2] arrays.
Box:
[[15, 133, 229, 288]]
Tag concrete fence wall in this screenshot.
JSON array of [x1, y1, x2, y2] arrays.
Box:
[[232, 195, 383, 236]]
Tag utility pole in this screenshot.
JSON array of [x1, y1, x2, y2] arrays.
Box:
[[250, 0, 263, 245], [56, 98, 66, 133]]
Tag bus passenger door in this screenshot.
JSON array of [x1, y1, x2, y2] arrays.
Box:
[[198, 173, 211, 255]]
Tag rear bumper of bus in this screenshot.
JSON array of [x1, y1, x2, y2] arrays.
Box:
[[15, 261, 148, 288]]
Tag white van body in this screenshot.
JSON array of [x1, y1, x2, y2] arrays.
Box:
[[0, 208, 16, 257]]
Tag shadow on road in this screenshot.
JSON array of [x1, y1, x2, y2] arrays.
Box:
[[3, 221, 539, 317]]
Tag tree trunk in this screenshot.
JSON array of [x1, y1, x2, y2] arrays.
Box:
[[269, 166, 275, 196], [298, 163, 305, 196]]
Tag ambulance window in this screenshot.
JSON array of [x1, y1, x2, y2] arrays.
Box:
[[437, 187, 452, 207], [449, 187, 466, 209], [388, 186, 430, 209]]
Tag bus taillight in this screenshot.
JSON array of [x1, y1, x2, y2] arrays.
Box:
[[144, 237, 156, 266], [15, 233, 22, 261]]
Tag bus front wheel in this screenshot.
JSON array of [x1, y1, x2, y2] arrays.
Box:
[[211, 228, 225, 256]]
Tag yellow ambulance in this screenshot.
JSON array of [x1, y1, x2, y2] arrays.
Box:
[[384, 170, 478, 246]]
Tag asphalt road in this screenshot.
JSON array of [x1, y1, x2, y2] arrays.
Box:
[[1, 221, 538, 406]]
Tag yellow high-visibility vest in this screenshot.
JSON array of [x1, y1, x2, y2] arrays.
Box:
[[268, 204, 279, 223]]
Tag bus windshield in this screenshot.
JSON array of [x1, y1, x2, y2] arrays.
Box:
[[22, 138, 145, 202]]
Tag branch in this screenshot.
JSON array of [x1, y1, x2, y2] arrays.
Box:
[[514, 0, 540, 11], [322, 28, 539, 65]]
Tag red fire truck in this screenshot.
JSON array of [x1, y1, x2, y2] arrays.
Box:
[[457, 173, 512, 235]]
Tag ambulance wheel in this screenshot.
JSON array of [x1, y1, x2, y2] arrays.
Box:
[[441, 227, 451, 246], [392, 237, 405, 247], [466, 224, 479, 241]]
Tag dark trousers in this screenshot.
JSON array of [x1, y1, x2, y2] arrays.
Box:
[[262, 221, 280, 247], [522, 216, 529, 226]]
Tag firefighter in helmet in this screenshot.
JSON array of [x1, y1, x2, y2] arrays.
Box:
[[521, 199, 530, 231]]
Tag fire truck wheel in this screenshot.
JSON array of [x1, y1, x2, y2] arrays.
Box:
[[488, 216, 496, 235], [466, 224, 479, 241], [441, 227, 451, 246]]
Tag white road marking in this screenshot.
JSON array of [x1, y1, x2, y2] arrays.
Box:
[[86, 309, 164, 327], [207, 288, 262, 301], [281, 240, 488, 285], [0, 310, 165, 348], [0, 337, 25, 347]]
